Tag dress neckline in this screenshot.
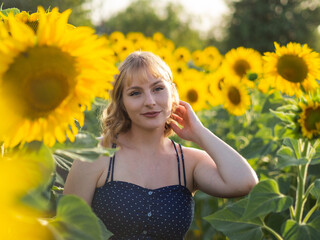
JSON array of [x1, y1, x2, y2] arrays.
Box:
[[101, 180, 193, 196]]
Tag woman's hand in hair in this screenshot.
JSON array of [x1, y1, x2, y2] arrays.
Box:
[[169, 100, 204, 145]]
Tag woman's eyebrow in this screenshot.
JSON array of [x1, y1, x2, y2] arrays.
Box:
[[126, 80, 163, 91], [127, 86, 141, 91], [150, 80, 163, 86]]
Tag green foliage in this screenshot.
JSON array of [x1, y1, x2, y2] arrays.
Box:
[[53, 131, 116, 170], [204, 198, 265, 240], [216, 0, 320, 53], [48, 195, 113, 239], [98, 0, 205, 51], [0, 7, 20, 16], [243, 180, 293, 219], [0, 0, 92, 26], [282, 218, 320, 240]]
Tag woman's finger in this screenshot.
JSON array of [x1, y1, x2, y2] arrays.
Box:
[[169, 122, 182, 136], [171, 113, 184, 125]]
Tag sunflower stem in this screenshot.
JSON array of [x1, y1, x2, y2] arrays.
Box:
[[262, 219, 283, 240], [294, 162, 309, 224], [303, 204, 319, 223]]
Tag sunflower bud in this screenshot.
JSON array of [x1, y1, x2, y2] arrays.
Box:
[[247, 72, 258, 81]]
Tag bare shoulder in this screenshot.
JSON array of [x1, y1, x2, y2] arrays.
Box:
[[180, 145, 214, 173], [63, 155, 109, 205], [181, 145, 211, 162], [71, 155, 107, 174]]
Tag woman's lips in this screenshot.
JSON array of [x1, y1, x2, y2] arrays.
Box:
[[141, 111, 161, 118]]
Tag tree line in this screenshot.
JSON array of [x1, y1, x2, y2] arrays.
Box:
[[2, 0, 320, 53]]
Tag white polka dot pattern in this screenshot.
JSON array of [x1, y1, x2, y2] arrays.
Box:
[[92, 181, 194, 239]]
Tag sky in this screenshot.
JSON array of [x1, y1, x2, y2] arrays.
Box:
[[89, 0, 229, 33]]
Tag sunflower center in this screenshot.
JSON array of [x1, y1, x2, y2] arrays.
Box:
[[277, 54, 308, 83], [228, 86, 241, 105], [187, 89, 198, 103], [26, 73, 70, 112], [234, 59, 250, 78], [3, 46, 77, 119], [304, 106, 320, 131]]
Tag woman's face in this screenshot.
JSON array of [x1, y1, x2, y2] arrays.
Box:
[[122, 70, 173, 132]]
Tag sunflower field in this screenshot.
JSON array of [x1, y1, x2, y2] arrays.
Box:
[[1, 6, 320, 240]]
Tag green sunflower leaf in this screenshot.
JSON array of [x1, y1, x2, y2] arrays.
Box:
[[52, 131, 100, 150], [52, 131, 117, 167], [270, 109, 296, 124], [242, 179, 293, 220], [310, 179, 320, 205], [204, 198, 264, 240], [0, 7, 20, 16], [48, 195, 113, 240], [54, 147, 116, 163], [277, 146, 308, 168], [282, 217, 320, 240]]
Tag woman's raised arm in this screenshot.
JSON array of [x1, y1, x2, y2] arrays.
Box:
[[170, 100, 258, 197]]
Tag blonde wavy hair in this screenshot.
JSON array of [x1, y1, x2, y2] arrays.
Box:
[[101, 51, 179, 147]]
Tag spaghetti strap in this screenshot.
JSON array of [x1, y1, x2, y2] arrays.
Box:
[[106, 143, 117, 183], [171, 140, 181, 186], [179, 144, 187, 187]]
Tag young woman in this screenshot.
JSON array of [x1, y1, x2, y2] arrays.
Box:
[[63, 51, 258, 239]]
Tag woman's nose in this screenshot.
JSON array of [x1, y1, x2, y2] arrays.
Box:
[[145, 92, 156, 106]]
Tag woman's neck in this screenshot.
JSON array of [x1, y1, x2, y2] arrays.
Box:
[[118, 126, 170, 156]]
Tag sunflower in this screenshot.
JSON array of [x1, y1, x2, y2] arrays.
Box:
[[108, 31, 125, 44], [222, 47, 262, 80], [112, 39, 135, 62], [135, 37, 158, 52], [152, 32, 166, 48], [0, 146, 54, 239], [202, 46, 223, 71], [192, 50, 205, 67], [262, 42, 320, 96], [298, 99, 320, 139], [179, 78, 209, 112], [173, 47, 191, 63], [127, 32, 145, 44], [0, 145, 54, 205], [155, 47, 174, 66], [170, 61, 189, 77], [1, 205, 53, 240], [1, 10, 40, 32], [0, 7, 117, 147], [222, 79, 251, 116], [207, 70, 225, 106]]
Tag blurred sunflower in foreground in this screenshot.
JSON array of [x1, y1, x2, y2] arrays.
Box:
[[262, 42, 320, 96], [0, 7, 117, 148], [0, 10, 40, 32], [0, 145, 55, 239]]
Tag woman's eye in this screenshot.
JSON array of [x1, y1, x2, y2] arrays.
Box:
[[154, 86, 164, 92], [129, 91, 140, 96]]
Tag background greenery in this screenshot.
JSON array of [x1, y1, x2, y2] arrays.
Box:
[[2, 0, 320, 52]]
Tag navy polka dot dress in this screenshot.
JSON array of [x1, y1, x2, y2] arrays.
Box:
[[91, 140, 194, 239]]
